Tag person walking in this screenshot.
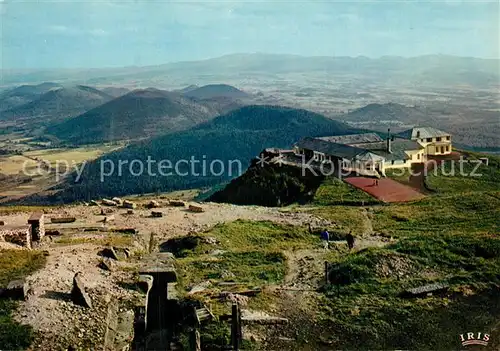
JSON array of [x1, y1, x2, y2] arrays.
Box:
[[321, 229, 330, 250], [346, 231, 355, 250]]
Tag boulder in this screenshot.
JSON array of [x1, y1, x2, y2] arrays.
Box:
[[402, 283, 448, 298], [123, 200, 137, 209], [71, 273, 92, 308], [146, 200, 160, 209], [0, 220, 4, 226], [100, 247, 119, 260], [100, 247, 129, 261], [188, 205, 204, 213], [221, 293, 249, 306], [188, 281, 212, 295], [151, 211, 163, 218], [90, 200, 99, 206], [1, 279, 29, 300], [112, 197, 123, 206], [169, 200, 185, 207], [99, 258, 115, 271], [102, 199, 118, 206], [127, 209, 134, 215]]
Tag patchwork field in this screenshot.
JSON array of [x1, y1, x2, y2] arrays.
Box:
[[0, 143, 124, 202]]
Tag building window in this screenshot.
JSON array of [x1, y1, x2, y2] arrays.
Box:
[[446, 145, 449, 152], [446, 136, 451, 141], [441, 146, 445, 153], [391, 160, 394, 165], [436, 137, 442, 141], [417, 153, 420, 159], [427, 138, 432, 142], [410, 154, 413, 160], [421, 139, 424, 142], [416, 131, 420, 138]]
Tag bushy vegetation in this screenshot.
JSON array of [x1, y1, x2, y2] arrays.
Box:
[[0, 250, 47, 351], [210, 162, 325, 206]]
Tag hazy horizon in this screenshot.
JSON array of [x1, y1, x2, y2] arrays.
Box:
[[2, 52, 500, 72], [1, 0, 498, 70]]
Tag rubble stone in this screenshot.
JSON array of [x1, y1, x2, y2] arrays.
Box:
[[71, 273, 92, 308]]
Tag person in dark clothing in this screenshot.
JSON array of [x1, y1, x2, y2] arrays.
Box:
[[346, 231, 355, 250], [321, 229, 330, 250]]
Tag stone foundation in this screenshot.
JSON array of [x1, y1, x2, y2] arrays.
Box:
[[0, 225, 32, 248]]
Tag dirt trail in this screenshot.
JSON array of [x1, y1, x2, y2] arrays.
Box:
[[282, 249, 326, 290]]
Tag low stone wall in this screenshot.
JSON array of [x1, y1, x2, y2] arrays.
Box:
[[0, 225, 32, 248]]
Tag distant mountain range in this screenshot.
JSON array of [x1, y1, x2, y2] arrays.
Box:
[[1, 54, 498, 88], [49, 105, 359, 202], [45, 86, 250, 144], [0, 85, 113, 124]]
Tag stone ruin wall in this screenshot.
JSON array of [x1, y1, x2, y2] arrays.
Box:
[[0, 225, 32, 249], [28, 213, 45, 241]]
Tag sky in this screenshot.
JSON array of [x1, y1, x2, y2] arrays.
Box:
[[1, 0, 499, 69]]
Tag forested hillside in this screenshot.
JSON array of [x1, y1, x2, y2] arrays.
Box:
[[45, 88, 220, 144], [47, 105, 360, 201]]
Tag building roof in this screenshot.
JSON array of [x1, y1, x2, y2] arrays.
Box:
[[317, 133, 383, 145], [354, 151, 386, 162], [356, 138, 423, 161], [398, 127, 450, 140], [297, 135, 424, 163], [296, 137, 367, 160]]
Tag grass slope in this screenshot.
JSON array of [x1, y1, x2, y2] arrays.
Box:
[[0, 250, 46, 350], [309, 155, 500, 350]]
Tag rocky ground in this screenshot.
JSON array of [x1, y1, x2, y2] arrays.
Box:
[[1, 199, 333, 350]]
